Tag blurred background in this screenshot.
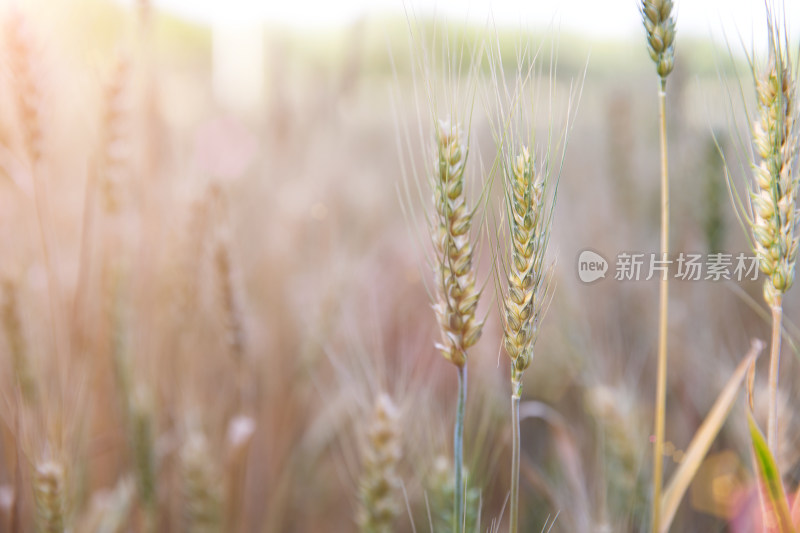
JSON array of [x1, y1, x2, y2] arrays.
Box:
[[0, 0, 799, 531]]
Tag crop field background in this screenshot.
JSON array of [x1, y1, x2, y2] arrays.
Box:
[[0, 0, 799, 532]]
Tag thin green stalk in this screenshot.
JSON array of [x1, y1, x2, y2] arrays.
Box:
[[652, 79, 670, 533], [509, 377, 521, 533], [454, 364, 467, 533], [768, 300, 783, 456]]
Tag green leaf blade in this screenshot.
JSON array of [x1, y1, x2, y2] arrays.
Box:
[[748, 411, 796, 533]]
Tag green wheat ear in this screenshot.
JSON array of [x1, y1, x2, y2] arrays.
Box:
[[750, 40, 798, 307], [744, 8, 799, 460], [641, 0, 676, 79]]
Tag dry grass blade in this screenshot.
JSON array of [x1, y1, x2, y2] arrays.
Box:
[[659, 339, 764, 533]]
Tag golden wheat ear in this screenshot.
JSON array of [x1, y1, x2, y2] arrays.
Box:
[[431, 120, 484, 369]]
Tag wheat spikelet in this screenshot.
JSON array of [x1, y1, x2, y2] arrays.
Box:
[[641, 0, 675, 79], [750, 37, 798, 307], [431, 120, 483, 368], [33, 461, 66, 533], [2, 281, 36, 403], [357, 393, 401, 533], [181, 431, 223, 533], [502, 146, 547, 388]]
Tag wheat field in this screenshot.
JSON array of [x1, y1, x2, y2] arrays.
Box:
[[0, 1, 799, 532]]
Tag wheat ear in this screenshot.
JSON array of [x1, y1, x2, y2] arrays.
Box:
[[641, 1, 675, 530], [357, 393, 402, 533], [2, 281, 36, 404], [427, 455, 480, 533], [432, 120, 483, 368], [503, 146, 546, 384], [431, 120, 482, 532], [98, 56, 130, 215], [6, 11, 42, 165], [502, 146, 549, 533], [749, 16, 798, 459], [33, 461, 66, 533], [181, 431, 223, 533]]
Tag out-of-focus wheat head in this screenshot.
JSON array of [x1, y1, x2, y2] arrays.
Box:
[[2, 280, 36, 403], [641, 0, 675, 79], [5, 10, 42, 165], [78, 477, 135, 533], [426, 455, 480, 533], [431, 120, 483, 368], [749, 29, 799, 307], [357, 393, 401, 533], [215, 237, 246, 365], [98, 55, 130, 215], [584, 385, 647, 519], [33, 460, 66, 533], [502, 146, 546, 388], [181, 430, 223, 533]]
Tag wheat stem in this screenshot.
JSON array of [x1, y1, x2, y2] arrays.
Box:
[[652, 82, 670, 533], [453, 365, 466, 533], [768, 301, 783, 455], [640, 5, 676, 523], [509, 377, 521, 533]]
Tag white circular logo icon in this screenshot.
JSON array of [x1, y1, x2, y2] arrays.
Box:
[[577, 250, 608, 283]]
